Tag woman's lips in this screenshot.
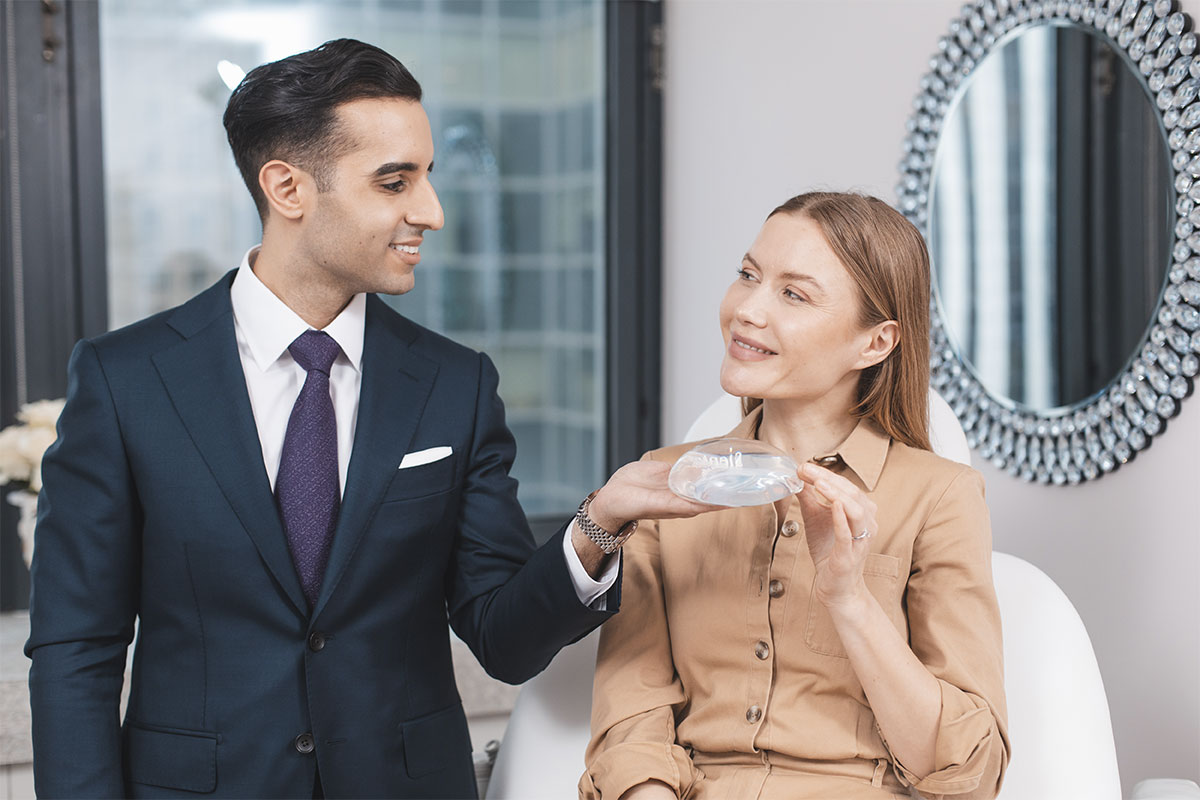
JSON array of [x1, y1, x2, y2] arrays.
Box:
[[728, 333, 776, 361]]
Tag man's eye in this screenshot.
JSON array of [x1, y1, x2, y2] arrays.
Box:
[[383, 180, 406, 193]]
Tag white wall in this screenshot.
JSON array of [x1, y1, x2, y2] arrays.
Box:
[[662, 0, 1200, 794]]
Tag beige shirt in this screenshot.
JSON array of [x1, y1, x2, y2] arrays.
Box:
[[582, 408, 1009, 799]]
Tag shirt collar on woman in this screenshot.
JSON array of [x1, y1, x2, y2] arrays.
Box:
[[730, 404, 891, 492]]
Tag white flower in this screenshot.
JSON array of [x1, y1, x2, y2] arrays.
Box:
[[0, 425, 31, 484], [17, 398, 65, 429], [0, 397, 64, 491]]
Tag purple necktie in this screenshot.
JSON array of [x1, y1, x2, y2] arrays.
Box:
[[277, 330, 342, 608]]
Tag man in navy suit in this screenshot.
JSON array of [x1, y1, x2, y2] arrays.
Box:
[[26, 39, 705, 798]]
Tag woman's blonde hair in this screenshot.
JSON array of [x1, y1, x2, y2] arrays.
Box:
[[741, 191, 932, 451]]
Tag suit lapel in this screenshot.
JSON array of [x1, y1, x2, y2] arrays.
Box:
[[312, 296, 439, 620], [152, 274, 308, 616]]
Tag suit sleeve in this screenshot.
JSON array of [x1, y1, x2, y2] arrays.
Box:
[[881, 468, 1010, 799], [444, 352, 617, 684], [24, 340, 141, 798]]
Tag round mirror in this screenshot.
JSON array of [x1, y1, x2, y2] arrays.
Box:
[[930, 22, 1173, 412], [897, 1, 1200, 485]]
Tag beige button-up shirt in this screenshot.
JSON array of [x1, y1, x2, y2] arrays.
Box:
[[582, 408, 1009, 799]]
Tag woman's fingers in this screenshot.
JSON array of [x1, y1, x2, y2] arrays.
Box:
[[799, 464, 875, 543], [799, 462, 878, 514]]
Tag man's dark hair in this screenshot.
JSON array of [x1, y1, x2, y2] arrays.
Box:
[[223, 38, 422, 220]]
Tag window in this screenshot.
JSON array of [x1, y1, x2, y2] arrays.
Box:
[[99, 0, 610, 521], [0, 0, 660, 611]]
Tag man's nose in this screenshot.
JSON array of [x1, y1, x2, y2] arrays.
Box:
[[409, 179, 444, 231]]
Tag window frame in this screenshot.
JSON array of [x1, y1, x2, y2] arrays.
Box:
[[0, 0, 665, 605]]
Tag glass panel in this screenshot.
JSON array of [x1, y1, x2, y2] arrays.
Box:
[[99, 0, 606, 516]]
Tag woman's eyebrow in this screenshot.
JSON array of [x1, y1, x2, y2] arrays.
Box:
[[745, 253, 826, 295]]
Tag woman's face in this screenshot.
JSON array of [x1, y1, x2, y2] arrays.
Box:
[[718, 213, 887, 406]]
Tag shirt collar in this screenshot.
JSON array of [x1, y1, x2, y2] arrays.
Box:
[[730, 404, 891, 492], [230, 245, 365, 372]]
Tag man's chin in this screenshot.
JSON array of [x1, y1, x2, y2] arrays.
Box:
[[375, 274, 416, 296]]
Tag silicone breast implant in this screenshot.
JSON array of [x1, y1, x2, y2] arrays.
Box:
[[668, 438, 802, 507]]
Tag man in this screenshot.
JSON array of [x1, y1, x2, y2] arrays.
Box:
[[27, 39, 703, 798]]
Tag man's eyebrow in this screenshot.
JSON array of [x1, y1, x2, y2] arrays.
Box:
[[743, 253, 825, 293], [372, 161, 434, 177]]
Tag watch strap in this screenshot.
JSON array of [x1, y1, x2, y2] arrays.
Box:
[[575, 491, 638, 554]]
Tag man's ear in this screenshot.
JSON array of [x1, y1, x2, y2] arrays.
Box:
[[855, 320, 899, 370], [258, 160, 312, 221]]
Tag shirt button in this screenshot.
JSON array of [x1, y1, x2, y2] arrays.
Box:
[[768, 579, 785, 598], [746, 705, 762, 723], [294, 733, 315, 754], [308, 632, 326, 652], [754, 641, 770, 660], [781, 520, 799, 537]]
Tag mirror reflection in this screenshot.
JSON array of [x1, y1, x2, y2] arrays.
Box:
[[929, 22, 1173, 412]]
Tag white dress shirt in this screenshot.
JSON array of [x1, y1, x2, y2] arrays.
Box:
[[229, 246, 616, 607]]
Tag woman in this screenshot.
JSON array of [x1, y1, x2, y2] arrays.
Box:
[[579, 192, 1009, 799]]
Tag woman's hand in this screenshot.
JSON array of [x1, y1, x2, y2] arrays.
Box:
[[796, 462, 878, 611], [587, 459, 716, 534], [618, 780, 678, 800]]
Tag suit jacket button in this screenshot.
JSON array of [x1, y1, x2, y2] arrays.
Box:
[[308, 632, 326, 652], [294, 733, 315, 754]]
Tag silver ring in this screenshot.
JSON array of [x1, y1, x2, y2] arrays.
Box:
[[851, 529, 871, 541]]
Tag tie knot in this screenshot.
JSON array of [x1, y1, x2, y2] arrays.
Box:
[[289, 330, 341, 376]]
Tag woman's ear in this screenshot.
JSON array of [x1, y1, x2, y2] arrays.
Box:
[[855, 320, 899, 370], [258, 160, 311, 221]]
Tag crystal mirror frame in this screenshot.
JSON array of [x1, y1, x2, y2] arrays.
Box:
[[897, 0, 1200, 486]]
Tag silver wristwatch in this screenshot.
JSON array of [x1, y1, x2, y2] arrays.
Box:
[[575, 491, 638, 554]]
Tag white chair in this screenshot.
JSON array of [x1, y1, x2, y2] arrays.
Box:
[[482, 390, 1200, 800]]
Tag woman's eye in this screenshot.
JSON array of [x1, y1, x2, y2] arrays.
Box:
[[783, 288, 805, 302], [736, 268, 755, 281]]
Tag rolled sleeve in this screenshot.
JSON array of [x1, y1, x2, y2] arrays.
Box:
[[581, 516, 699, 799], [879, 680, 1004, 797], [887, 468, 1009, 799], [580, 731, 697, 799]]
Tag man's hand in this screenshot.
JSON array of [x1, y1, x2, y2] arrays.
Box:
[[587, 460, 714, 534], [570, 459, 718, 577]]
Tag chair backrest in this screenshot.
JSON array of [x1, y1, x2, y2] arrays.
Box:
[[992, 552, 1121, 800], [486, 391, 1123, 799]]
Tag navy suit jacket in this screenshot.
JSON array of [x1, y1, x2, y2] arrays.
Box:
[[26, 272, 618, 798]]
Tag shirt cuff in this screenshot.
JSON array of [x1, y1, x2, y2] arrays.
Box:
[[581, 741, 697, 800], [562, 520, 619, 609], [881, 680, 1000, 796]]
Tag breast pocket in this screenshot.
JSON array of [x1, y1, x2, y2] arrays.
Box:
[[805, 553, 902, 659], [382, 454, 458, 503]]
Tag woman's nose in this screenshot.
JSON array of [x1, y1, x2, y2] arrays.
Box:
[[734, 290, 768, 328]]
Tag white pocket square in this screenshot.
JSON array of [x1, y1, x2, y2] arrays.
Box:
[[398, 446, 453, 469]]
